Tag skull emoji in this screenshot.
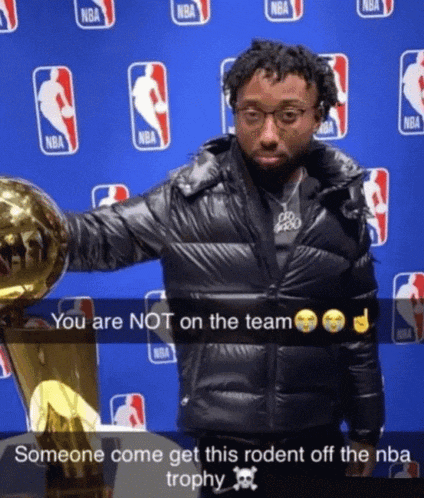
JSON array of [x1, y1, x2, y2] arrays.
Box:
[[233, 466, 258, 491]]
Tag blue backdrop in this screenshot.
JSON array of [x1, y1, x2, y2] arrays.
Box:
[[0, 0, 423, 482]]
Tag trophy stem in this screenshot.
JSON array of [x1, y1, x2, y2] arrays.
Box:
[[2, 321, 109, 498], [3, 306, 25, 328]]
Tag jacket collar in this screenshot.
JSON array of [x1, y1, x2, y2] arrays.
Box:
[[172, 135, 366, 216], [306, 139, 363, 188], [171, 136, 231, 196]]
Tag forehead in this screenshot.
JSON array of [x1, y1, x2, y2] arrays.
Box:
[[237, 69, 318, 106]]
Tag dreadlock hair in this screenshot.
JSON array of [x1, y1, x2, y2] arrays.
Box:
[[223, 39, 339, 120]]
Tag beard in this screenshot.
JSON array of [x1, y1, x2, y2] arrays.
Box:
[[244, 146, 310, 193]]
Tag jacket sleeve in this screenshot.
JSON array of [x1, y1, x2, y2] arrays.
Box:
[[340, 244, 385, 447], [66, 182, 170, 271]]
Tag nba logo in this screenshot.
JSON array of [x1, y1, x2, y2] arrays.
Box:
[[145, 290, 177, 365], [389, 461, 420, 478], [58, 296, 95, 321], [398, 50, 424, 135], [265, 0, 303, 22], [221, 58, 236, 135], [315, 54, 348, 140], [171, 0, 211, 25], [0, 0, 17, 32], [357, 0, 394, 18], [0, 344, 12, 379], [128, 62, 170, 151], [91, 184, 130, 208], [363, 168, 389, 246], [33, 66, 79, 155], [392, 273, 424, 344], [110, 393, 146, 430], [74, 0, 115, 29]]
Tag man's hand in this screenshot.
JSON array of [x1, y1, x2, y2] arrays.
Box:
[[345, 440, 376, 477]]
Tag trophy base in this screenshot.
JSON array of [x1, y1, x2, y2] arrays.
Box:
[[46, 466, 110, 498], [46, 486, 109, 498], [46, 485, 110, 498]]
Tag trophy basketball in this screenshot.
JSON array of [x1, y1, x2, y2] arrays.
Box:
[[0, 177, 107, 497]]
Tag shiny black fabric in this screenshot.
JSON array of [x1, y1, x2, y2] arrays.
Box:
[[67, 135, 384, 445]]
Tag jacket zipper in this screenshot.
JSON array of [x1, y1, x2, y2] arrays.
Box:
[[264, 195, 319, 431], [267, 332, 278, 431]]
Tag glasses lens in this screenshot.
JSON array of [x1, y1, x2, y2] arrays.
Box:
[[275, 109, 303, 127], [240, 109, 264, 127], [238, 108, 307, 128]]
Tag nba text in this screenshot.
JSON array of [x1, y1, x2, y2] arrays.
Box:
[[81, 8, 101, 23], [361, 0, 381, 12], [269, 1, 292, 16]]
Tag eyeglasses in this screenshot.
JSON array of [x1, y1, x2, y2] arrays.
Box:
[[235, 105, 316, 129]]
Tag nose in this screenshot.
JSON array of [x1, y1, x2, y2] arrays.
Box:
[[259, 114, 279, 148]]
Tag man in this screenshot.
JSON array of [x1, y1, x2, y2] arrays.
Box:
[[67, 40, 384, 491]]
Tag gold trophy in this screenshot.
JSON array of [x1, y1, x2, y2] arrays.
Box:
[[0, 178, 107, 497]]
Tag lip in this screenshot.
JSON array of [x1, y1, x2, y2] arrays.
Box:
[[254, 155, 286, 167]]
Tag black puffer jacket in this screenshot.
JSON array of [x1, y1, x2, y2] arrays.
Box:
[[67, 135, 384, 444]]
